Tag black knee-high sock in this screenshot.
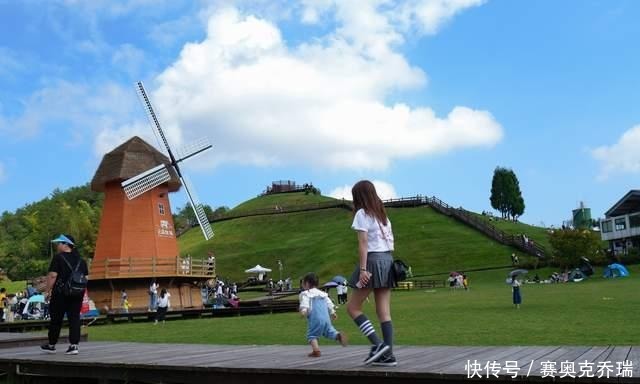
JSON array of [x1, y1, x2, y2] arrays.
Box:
[[381, 321, 393, 352], [353, 314, 382, 345]]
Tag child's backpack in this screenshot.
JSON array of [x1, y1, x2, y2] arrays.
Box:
[[61, 256, 88, 297]]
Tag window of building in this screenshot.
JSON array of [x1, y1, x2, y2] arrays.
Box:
[[601, 220, 613, 233], [615, 218, 626, 231], [630, 214, 640, 228], [159, 203, 165, 215]]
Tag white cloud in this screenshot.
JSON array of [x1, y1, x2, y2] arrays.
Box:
[[112, 44, 146, 77], [0, 48, 23, 80], [0, 162, 6, 183], [0, 80, 158, 153], [132, 3, 501, 171], [329, 180, 398, 200], [592, 124, 640, 181], [394, 0, 486, 35]]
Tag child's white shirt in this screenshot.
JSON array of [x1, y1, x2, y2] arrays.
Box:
[[299, 288, 336, 316]]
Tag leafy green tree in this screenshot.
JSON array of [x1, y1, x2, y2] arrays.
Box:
[[213, 206, 229, 216], [549, 229, 602, 269], [490, 167, 525, 220]]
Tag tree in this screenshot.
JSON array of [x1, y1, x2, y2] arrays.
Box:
[[490, 167, 525, 220], [549, 229, 602, 269]]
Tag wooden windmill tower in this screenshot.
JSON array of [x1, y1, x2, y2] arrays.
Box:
[[88, 82, 215, 311]]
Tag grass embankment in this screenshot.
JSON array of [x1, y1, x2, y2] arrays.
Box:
[[0, 280, 27, 293], [229, 192, 336, 213], [180, 194, 535, 283]]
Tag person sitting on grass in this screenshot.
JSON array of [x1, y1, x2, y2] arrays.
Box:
[[299, 272, 348, 357]]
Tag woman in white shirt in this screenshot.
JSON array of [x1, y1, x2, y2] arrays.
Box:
[[154, 288, 171, 324], [346, 180, 397, 367], [512, 278, 522, 309]]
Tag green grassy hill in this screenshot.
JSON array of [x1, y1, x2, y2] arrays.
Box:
[[472, 213, 553, 251], [229, 192, 336, 213], [179, 193, 545, 283]]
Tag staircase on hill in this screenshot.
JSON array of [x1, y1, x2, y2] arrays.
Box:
[[391, 196, 547, 259], [375, 195, 546, 258]]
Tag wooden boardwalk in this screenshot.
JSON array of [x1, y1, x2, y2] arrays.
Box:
[[0, 342, 637, 383], [0, 332, 87, 349]]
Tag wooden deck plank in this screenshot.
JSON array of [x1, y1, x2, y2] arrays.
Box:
[[524, 346, 609, 383], [438, 346, 528, 374], [1, 342, 638, 383], [621, 346, 640, 384], [435, 346, 562, 379], [398, 346, 500, 373]]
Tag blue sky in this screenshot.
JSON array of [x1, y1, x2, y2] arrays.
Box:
[[1, 0, 639, 227]]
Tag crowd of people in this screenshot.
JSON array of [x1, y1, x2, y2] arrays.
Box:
[[0, 286, 47, 322], [447, 273, 469, 290]]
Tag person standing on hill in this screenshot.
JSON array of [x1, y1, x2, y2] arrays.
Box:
[[346, 180, 397, 367], [41, 234, 88, 355]]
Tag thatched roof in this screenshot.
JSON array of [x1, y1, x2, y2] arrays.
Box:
[[91, 136, 181, 192]]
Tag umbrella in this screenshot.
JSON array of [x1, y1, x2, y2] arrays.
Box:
[[23, 294, 45, 316], [332, 275, 347, 284], [27, 294, 45, 304], [323, 281, 339, 288], [244, 265, 272, 273], [509, 269, 528, 278]]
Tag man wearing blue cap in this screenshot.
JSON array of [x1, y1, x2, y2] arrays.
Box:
[[40, 234, 89, 355]]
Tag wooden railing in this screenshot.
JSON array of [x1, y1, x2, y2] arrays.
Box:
[[209, 200, 354, 223], [422, 196, 547, 258], [89, 256, 216, 279]]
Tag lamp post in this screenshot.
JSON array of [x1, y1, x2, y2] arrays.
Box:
[[277, 259, 283, 281]]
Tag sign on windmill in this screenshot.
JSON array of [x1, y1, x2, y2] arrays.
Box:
[[121, 81, 214, 240]]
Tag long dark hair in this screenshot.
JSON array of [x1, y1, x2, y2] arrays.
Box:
[[351, 180, 388, 225], [160, 288, 167, 299]]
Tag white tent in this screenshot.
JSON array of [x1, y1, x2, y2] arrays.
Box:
[[245, 265, 272, 273]]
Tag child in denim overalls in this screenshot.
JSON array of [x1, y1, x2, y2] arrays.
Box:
[[299, 273, 348, 357]]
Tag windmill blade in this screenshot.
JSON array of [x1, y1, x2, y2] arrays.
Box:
[[180, 176, 214, 240], [176, 137, 213, 164], [135, 81, 175, 161], [121, 164, 171, 200]]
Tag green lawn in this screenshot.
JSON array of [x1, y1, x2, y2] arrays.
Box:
[[89, 266, 639, 346], [0, 279, 27, 294]]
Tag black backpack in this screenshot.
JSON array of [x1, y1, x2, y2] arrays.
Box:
[[61, 255, 88, 297]]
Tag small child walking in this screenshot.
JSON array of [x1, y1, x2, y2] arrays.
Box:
[[299, 272, 348, 357]]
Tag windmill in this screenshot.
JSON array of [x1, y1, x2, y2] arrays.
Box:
[[121, 81, 214, 240]]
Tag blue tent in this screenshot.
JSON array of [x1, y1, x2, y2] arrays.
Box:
[[603, 263, 630, 278]]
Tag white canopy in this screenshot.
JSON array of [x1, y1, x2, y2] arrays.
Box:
[[245, 265, 272, 273]]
